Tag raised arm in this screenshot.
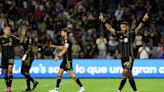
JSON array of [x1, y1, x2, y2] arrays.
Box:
[[99, 13, 116, 35], [135, 13, 149, 34]]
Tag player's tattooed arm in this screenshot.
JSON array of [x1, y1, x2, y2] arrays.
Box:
[[53, 43, 69, 61], [99, 13, 116, 35], [135, 13, 149, 34], [49, 44, 64, 50], [58, 46, 68, 57]]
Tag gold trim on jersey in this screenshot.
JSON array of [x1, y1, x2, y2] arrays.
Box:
[[2, 42, 13, 46]]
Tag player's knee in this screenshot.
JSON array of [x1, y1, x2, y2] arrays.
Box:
[[72, 76, 78, 80], [57, 76, 62, 79], [8, 70, 12, 74], [128, 71, 133, 79], [21, 69, 24, 74], [68, 70, 76, 78], [21, 71, 28, 76], [128, 76, 133, 80], [57, 73, 62, 77]]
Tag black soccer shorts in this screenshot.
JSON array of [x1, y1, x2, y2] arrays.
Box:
[[60, 60, 73, 71], [21, 58, 33, 72], [121, 56, 134, 71], [1, 59, 14, 69]]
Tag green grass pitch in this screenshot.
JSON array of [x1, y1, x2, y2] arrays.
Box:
[[0, 78, 163, 92]]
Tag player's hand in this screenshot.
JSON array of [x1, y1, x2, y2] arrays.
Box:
[[99, 13, 106, 23], [142, 13, 149, 22], [54, 56, 59, 61]]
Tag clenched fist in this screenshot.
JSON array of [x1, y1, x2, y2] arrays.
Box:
[[142, 13, 149, 22]]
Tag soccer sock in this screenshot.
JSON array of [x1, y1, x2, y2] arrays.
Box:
[[129, 78, 137, 91], [8, 75, 13, 87], [118, 78, 127, 91], [26, 79, 31, 89], [25, 74, 34, 83], [4, 76, 9, 87], [73, 77, 83, 87], [56, 78, 61, 88]]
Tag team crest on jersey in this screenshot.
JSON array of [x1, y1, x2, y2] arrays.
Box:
[[9, 42, 12, 46], [2, 40, 5, 43], [124, 38, 128, 43]]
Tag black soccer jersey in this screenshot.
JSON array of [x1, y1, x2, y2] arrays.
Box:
[[63, 40, 72, 62], [115, 31, 136, 57], [22, 35, 34, 58], [0, 35, 20, 59]]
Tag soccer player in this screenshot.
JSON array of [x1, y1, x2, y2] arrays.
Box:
[[49, 28, 85, 92], [0, 25, 24, 92], [20, 27, 38, 92], [99, 13, 149, 92]]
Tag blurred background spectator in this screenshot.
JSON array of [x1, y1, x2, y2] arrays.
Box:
[[96, 33, 107, 58], [0, 0, 163, 59], [138, 42, 151, 59]]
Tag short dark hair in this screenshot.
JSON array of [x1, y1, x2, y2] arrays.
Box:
[[3, 24, 10, 29], [62, 28, 71, 33], [120, 21, 129, 26]]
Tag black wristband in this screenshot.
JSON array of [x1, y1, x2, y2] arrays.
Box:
[[55, 54, 60, 58], [141, 21, 146, 24], [57, 55, 61, 58]]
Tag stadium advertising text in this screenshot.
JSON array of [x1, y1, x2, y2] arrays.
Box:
[[0, 59, 164, 78]]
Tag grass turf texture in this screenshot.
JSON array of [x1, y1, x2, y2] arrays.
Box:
[[0, 78, 163, 92]]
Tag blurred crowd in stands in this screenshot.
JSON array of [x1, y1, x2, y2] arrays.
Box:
[[0, 0, 164, 59]]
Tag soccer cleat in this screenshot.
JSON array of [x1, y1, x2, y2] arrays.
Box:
[[6, 88, 11, 92], [49, 88, 59, 92], [5, 89, 9, 92], [116, 89, 121, 92], [78, 86, 85, 92], [32, 81, 39, 90], [22, 88, 31, 92]]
